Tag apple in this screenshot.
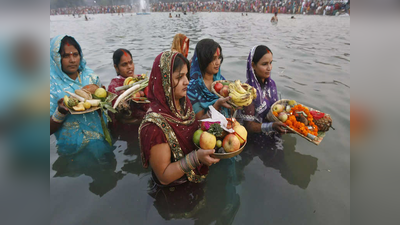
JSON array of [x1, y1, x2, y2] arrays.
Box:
[[193, 129, 203, 146], [222, 134, 241, 153], [233, 125, 247, 145], [216, 140, 222, 148], [214, 82, 223, 93], [143, 86, 149, 97], [139, 91, 145, 97], [278, 112, 288, 122], [272, 104, 284, 113], [131, 92, 141, 101], [219, 85, 229, 97], [199, 132, 216, 150]]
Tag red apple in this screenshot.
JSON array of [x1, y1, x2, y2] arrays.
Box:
[[222, 134, 240, 153], [220, 85, 229, 97], [199, 132, 216, 150], [214, 82, 223, 93], [131, 92, 141, 101], [143, 86, 149, 97], [139, 90, 145, 97]]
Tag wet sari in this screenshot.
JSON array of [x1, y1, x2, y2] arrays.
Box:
[[139, 51, 208, 185], [50, 35, 110, 156]]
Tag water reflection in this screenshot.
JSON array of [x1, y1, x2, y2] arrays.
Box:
[[145, 157, 240, 224], [240, 134, 318, 189], [52, 145, 124, 197]]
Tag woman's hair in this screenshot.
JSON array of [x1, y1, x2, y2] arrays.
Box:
[[172, 53, 191, 87], [252, 45, 273, 64], [195, 39, 223, 75], [113, 48, 132, 66], [59, 36, 81, 56]]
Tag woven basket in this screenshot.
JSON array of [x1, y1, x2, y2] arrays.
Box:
[[266, 99, 326, 146]]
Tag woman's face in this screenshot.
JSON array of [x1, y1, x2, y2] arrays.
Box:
[[205, 48, 221, 75], [61, 44, 80, 75], [252, 52, 273, 81], [115, 54, 135, 78], [172, 64, 189, 100]]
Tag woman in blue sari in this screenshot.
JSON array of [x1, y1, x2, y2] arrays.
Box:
[[50, 35, 111, 156], [187, 39, 231, 120]]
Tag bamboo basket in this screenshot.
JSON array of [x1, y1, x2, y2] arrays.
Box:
[[267, 99, 327, 146]]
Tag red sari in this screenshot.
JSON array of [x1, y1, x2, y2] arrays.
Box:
[[139, 51, 208, 186], [107, 75, 150, 131]]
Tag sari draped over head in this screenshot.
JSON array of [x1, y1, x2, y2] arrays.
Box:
[[240, 45, 278, 123], [50, 34, 110, 156], [171, 33, 190, 58], [187, 50, 229, 117], [139, 51, 208, 184]]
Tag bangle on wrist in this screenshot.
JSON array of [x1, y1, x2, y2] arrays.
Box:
[[52, 107, 67, 123]]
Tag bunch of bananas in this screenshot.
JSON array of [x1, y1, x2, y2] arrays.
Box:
[[123, 74, 147, 86], [229, 80, 257, 107]]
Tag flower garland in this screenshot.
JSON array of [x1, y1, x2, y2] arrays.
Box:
[[284, 104, 319, 136]]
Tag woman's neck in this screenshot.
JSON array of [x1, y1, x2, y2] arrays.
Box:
[[203, 72, 214, 81], [256, 76, 266, 86], [68, 71, 79, 81], [174, 99, 182, 112]]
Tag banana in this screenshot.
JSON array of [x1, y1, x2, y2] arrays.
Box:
[[123, 77, 134, 86], [230, 91, 252, 107], [234, 80, 247, 94], [64, 95, 70, 108]]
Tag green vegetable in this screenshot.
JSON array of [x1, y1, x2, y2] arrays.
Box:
[[208, 123, 223, 137]]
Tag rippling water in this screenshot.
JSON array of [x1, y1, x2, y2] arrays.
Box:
[[50, 12, 350, 225]]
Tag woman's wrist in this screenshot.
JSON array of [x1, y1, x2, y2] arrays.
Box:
[[261, 122, 274, 134], [52, 107, 68, 123], [179, 151, 201, 173]]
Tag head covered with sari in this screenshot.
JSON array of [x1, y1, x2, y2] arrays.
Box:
[[171, 33, 190, 58], [50, 35, 109, 155], [187, 39, 229, 117], [246, 45, 278, 122], [140, 51, 208, 181]]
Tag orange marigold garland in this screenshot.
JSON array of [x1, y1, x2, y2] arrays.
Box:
[[283, 104, 319, 136]]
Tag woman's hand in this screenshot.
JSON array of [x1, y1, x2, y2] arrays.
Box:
[[272, 121, 292, 134], [57, 98, 69, 115], [213, 96, 232, 111], [197, 149, 220, 166]]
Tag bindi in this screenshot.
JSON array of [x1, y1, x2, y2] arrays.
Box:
[[216, 48, 220, 56]]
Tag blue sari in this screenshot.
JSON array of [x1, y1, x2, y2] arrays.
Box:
[[187, 51, 229, 117], [50, 35, 110, 156]]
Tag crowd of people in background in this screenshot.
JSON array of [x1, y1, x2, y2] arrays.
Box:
[[51, 0, 350, 16]]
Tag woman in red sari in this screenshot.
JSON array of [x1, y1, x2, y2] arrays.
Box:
[[107, 48, 149, 130], [139, 51, 219, 186]]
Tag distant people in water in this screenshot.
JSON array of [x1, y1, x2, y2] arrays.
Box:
[[85, 15, 88, 21], [242, 13, 244, 16], [169, 13, 172, 18], [246, 13, 248, 16], [271, 12, 278, 22], [291, 16, 296, 19]]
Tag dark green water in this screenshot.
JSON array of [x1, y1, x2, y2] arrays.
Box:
[[50, 12, 350, 225]]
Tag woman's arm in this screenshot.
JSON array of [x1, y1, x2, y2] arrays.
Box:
[[150, 143, 220, 185], [195, 96, 232, 120]]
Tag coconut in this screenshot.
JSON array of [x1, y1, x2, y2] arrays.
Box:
[[82, 84, 99, 94]]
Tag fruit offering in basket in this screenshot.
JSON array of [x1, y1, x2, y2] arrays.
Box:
[[213, 80, 257, 107], [193, 121, 247, 154]]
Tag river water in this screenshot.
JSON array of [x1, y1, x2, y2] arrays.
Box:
[[50, 12, 350, 225]]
